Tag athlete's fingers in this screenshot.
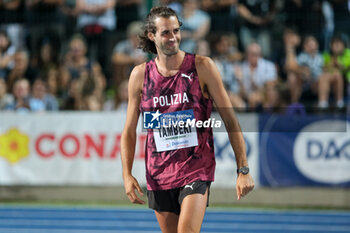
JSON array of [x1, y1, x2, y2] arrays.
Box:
[[127, 191, 140, 204], [239, 184, 254, 200], [241, 185, 249, 197], [135, 196, 146, 204], [135, 181, 144, 196], [126, 193, 133, 202], [131, 192, 145, 204], [127, 188, 145, 204], [236, 184, 241, 201], [124, 176, 145, 204]]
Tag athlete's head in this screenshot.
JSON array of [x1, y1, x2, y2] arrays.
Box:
[[139, 6, 182, 55]]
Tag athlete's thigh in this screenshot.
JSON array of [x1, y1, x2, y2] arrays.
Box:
[[177, 188, 208, 233], [154, 211, 179, 233]]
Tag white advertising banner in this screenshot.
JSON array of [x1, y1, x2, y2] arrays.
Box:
[[0, 112, 259, 187], [0, 112, 147, 186]]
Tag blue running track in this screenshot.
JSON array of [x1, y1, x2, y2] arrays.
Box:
[[0, 206, 349, 233]]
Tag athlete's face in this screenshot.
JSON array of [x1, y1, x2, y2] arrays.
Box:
[[149, 16, 181, 56]]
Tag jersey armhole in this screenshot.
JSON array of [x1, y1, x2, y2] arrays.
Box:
[[194, 55, 211, 100]]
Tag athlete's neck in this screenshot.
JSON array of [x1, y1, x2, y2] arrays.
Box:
[[156, 50, 185, 75]]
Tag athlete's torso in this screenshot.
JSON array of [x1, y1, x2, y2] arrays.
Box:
[[140, 53, 216, 191]]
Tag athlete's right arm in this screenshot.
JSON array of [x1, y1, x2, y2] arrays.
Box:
[[121, 63, 146, 204]]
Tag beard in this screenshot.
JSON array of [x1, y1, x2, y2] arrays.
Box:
[[157, 39, 180, 56]]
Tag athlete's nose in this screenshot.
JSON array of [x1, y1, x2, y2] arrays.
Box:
[[169, 32, 177, 41]]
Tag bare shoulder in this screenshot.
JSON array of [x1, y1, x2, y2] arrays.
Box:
[[195, 55, 221, 83], [130, 62, 146, 79], [129, 62, 146, 92], [195, 55, 215, 71]]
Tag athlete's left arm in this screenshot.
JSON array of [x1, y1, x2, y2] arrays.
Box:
[[196, 55, 254, 200]]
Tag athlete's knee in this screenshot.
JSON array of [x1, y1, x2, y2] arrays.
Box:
[[178, 226, 198, 233], [178, 223, 200, 233]]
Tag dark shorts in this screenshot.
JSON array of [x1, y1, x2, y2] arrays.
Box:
[[147, 180, 211, 215]]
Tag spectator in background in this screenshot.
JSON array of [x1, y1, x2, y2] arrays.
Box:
[[60, 0, 79, 39], [0, 30, 15, 79], [6, 49, 37, 93], [178, 0, 211, 53], [0, 78, 14, 110], [36, 39, 60, 74], [284, 30, 310, 104], [321, 0, 335, 52], [6, 78, 45, 112], [201, 0, 238, 33], [103, 79, 128, 111], [330, 0, 350, 35], [211, 33, 245, 109], [0, 0, 25, 49], [273, 27, 301, 81], [25, 37, 60, 98], [26, 0, 65, 65], [158, 0, 182, 14], [31, 78, 59, 111], [240, 42, 277, 110], [283, 0, 327, 50], [81, 95, 103, 111], [59, 34, 106, 110], [111, 21, 146, 85], [320, 35, 349, 109], [115, 0, 141, 31], [60, 78, 81, 110], [266, 81, 306, 115], [237, 0, 278, 58], [195, 38, 211, 56], [293, 35, 324, 107], [45, 67, 59, 98], [76, 0, 116, 74], [60, 76, 102, 111], [59, 34, 105, 92]]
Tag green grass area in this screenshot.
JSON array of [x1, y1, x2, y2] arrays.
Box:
[[1, 200, 349, 212]]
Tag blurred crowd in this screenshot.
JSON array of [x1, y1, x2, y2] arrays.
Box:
[[0, 0, 349, 113]]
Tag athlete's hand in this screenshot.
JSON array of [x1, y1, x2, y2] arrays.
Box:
[[123, 175, 145, 204], [236, 173, 254, 200]]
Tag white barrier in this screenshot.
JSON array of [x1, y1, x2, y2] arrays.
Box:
[[0, 112, 258, 188]]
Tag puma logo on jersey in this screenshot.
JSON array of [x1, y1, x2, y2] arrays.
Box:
[[184, 182, 195, 190], [181, 73, 193, 80]]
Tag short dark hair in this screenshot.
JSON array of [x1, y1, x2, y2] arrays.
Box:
[[138, 6, 182, 54], [331, 34, 347, 47]]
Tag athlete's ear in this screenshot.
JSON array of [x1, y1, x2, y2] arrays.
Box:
[[147, 32, 155, 41]]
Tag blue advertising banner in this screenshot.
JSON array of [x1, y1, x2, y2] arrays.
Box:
[[259, 114, 350, 187]]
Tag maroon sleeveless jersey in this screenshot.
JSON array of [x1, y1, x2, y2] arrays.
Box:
[[140, 53, 215, 191]]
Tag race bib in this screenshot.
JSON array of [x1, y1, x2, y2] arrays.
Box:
[[153, 109, 198, 152]]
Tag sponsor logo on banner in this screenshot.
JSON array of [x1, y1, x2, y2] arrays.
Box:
[[294, 120, 350, 184], [0, 129, 147, 163], [0, 128, 30, 163], [34, 133, 146, 159]]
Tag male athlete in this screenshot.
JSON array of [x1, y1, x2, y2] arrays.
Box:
[[121, 6, 254, 233]]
